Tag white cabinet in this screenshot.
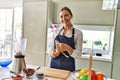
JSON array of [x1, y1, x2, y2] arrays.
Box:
[[51, 0, 115, 25], [23, 0, 47, 66]]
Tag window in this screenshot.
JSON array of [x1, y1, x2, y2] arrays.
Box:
[[102, 0, 118, 10], [0, 7, 22, 59], [74, 25, 114, 60]]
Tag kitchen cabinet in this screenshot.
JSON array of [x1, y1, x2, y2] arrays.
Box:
[[23, 0, 47, 66], [50, 0, 115, 25]]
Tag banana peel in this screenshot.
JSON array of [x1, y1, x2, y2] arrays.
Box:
[[55, 40, 60, 53]]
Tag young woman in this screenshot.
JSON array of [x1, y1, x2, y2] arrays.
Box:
[[49, 7, 83, 72]]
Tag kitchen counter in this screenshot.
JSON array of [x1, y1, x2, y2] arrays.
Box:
[[81, 54, 112, 62], [0, 66, 116, 80]]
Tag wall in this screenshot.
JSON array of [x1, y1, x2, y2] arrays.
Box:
[[23, 0, 48, 66], [112, 9, 120, 80]]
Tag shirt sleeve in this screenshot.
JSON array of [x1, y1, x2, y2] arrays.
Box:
[[71, 28, 83, 58], [47, 26, 62, 55]]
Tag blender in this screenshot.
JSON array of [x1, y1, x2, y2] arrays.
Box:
[[11, 38, 27, 74]]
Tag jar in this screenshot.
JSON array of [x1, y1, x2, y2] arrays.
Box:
[[35, 73, 45, 80]]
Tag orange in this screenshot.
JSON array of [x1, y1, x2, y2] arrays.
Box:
[[96, 72, 104, 80]]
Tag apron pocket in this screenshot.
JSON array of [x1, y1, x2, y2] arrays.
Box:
[[60, 57, 75, 71]]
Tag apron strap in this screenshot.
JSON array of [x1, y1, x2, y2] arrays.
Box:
[[72, 28, 74, 37]]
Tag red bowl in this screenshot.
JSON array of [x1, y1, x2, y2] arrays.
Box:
[[11, 75, 23, 80]]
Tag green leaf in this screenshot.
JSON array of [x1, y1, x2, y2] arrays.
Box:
[[94, 41, 102, 46]]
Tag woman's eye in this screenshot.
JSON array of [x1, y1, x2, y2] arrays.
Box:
[[60, 14, 68, 19], [60, 16, 63, 18]]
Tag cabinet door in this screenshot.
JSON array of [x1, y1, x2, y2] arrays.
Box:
[[23, 1, 47, 66], [52, 0, 115, 25]]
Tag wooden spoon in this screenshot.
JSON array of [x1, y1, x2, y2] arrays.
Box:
[[88, 53, 92, 80]]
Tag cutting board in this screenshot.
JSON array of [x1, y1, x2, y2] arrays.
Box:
[[36, 67, 70, 80]]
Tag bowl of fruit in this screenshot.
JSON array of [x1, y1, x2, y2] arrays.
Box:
[[72, 68, 107, 80]]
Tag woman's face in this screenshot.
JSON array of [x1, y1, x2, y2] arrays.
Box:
[[59, 10, 73, 26]]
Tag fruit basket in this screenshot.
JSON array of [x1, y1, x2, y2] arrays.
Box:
[[72, 69, 107, 80]]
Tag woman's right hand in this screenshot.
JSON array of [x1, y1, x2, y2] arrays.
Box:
[[50, 50, 60, 58]]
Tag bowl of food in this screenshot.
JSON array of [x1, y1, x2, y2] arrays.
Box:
[[0, 58, 12, 67], [72, 69, 107, 80], [11, 75, 23, 80], [23, 68, 35, 78], [35, 73, 45, 80]]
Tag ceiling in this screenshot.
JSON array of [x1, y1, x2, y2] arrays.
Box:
[[0, 0, 23, 7]]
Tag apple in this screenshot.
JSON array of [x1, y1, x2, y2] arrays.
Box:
[[79, 74, 88, 80], [86, 69, 97, 80]]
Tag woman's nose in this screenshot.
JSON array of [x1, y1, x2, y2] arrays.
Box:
[[62, 16, 67, 20]]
